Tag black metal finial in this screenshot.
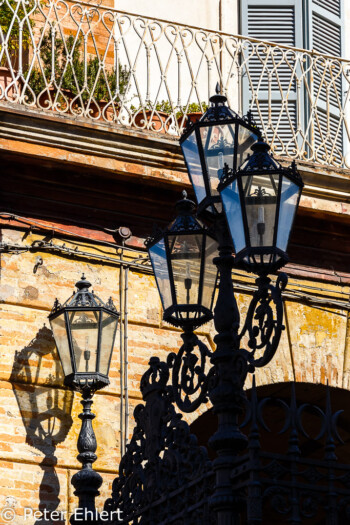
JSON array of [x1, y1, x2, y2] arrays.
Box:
[[175, 190, 196, 215], [75, 274, 92, 291], [209, 84, 227, 107], [251, 138, 271, 153], [50, 297, 62, 315]]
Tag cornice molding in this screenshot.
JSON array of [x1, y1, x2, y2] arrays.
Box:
[[0, 104, 349, 212]]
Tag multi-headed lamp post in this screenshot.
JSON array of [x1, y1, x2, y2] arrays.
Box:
[[147, 89, 303, 524], [49, 275, 119, 523]]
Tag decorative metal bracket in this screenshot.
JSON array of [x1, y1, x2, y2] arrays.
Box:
[[239, 272, 288, 371], [166, 262, 288, 417], [167, 329, 214, 413]]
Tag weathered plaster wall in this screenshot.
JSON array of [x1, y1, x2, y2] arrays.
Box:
[[0, 225, 349, 523]]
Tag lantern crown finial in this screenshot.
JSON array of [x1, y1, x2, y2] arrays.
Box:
[[239, 138, 279, 173], [209, 85, 227, 108], [175, 190, 196, 216], [76, 274, 92, 291], [251, 138, 270, 154]]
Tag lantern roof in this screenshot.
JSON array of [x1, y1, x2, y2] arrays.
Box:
[[50, 274, 118, 316], [180, 83, 261, 140], [199, 84, 240, 123], [168, 191, 204, 232], [146, 191, 209, 248], [219, 139, 304, 189]]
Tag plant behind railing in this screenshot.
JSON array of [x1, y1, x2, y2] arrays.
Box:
[[0, 0, 34, 67], [26, 33, 130, 111]]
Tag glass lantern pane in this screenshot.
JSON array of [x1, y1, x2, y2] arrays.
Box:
[[277, 177, 300, 252], [99, 312, 118, 375], [220, 178, 246, 254], [149, 239, 172, 310], [244, 173, 279, 248], [181, 131, 206, 205], [237, 127, 259, 169], [69, 310, 99, 374], [200, 123, 235, 195], [50, 313, 73, 377], [169, 233, 203, 317], [201, 236, 219, 311]]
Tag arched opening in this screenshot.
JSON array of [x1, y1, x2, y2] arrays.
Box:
[[190, 381, 350, 524]]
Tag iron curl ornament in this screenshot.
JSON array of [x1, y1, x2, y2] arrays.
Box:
[[239, 272, 288, 371], [167, 328, 214, 413]]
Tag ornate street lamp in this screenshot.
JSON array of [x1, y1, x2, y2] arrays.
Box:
[[145, 93, 303, 525], [49, 275, 119, 524], [218, 138, 304, 274], [179, 84, 261, 219], [97, 91, 304, 525]]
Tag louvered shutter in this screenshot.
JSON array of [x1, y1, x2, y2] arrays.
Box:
[[308, 0, 344, 164], [241, 0, 303, 157]]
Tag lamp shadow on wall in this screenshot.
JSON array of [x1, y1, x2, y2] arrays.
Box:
[[10, 325, 74, 525]]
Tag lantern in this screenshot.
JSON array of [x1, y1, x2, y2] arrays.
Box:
[[180, 85, 260, 220], [146, 192, 219, 330], [218, 139, 303, 273], [49, 275, 119, 392]]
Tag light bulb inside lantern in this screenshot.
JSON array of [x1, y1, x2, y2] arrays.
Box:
[[218, 152, 224, 179], [184, 263, 192, 305], [257, 205, 265, 246], [84, 335, 90, 372]]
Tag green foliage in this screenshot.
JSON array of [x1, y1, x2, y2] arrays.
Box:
[[26, 33, 130, 106], [84, 56, 130, 103], [176, 102, 208, 118], [131, 100, 173, 114], [0, 0, 35, 65], [153, 100, 173, 113], [131, 100, 208, 116]]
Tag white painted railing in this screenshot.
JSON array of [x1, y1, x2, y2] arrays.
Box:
[[0, 0, 349, 168]]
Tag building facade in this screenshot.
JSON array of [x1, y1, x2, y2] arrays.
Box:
[[0, 0, 349, 522]]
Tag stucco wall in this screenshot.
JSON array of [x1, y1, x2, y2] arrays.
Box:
[[114, 0, 239, 33]]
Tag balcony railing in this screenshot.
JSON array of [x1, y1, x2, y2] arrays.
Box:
[[1, 0, 349, 168]]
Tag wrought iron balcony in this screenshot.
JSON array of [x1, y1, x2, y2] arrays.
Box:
[[0, 0, 348, 168]]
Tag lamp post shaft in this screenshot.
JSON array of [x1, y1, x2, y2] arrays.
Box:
[[70, 391, 102, 524], [209, 220, 249, 525]]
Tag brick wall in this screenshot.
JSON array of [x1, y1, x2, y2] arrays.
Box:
[[0, 225, 349, 524]]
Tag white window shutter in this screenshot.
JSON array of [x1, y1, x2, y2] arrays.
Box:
[[241, 0, 303, 157], [313, 0, 341, 19], [308, 0, 344, 164]]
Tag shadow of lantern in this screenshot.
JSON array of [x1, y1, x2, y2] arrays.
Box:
[[10, 325, 74, 524]]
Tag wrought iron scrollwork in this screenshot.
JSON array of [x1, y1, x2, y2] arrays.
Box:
[[264, 487, 291, 515], [167, 329, 214, 413], [239, 272, 288, 370], [104, 356, 214, 524]]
